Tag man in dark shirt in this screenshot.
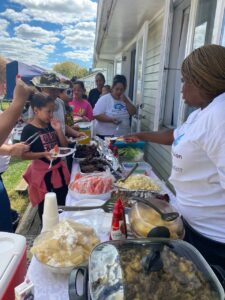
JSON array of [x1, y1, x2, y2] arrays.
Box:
[[88, 72, 105, 108]]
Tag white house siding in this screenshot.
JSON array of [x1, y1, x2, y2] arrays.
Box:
[[142, 15, 173, 186]]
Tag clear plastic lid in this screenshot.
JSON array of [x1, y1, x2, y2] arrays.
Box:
[[128, 198, 184, 239], [89, 239, 224, 300]]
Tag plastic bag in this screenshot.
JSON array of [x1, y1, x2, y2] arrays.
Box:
[[69, 172, 114, 195], [31, 220, 100, 268]]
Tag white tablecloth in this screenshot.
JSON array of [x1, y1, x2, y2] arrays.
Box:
[[26, 161, 176, 300]]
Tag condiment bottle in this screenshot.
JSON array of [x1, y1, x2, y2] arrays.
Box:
[[110, 198, 127, 240], [108, 141, 113, 151], [113, 146, 118, 158]]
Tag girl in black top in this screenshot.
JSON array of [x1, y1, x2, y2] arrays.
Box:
[[21, 93, 70, 219]]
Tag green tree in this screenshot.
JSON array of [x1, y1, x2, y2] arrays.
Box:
[[0, 56, 6, 84], [53, 61, 88, 79]]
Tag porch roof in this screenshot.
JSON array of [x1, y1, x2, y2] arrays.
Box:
[[93, 0, 165, 67]]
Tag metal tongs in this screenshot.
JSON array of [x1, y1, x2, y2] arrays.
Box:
[[24, 132, 41, 146], [120, 162, 138, 182]]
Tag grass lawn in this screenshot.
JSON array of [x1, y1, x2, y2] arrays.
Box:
[[2, 155, 30, 215]]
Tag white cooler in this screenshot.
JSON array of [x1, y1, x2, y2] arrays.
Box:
[[0, 232, 27, 300]]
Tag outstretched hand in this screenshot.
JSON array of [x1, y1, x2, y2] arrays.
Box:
[[123, 135, 140, 143]]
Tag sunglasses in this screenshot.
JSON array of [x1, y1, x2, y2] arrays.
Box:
[[63, 88, 73, 98]]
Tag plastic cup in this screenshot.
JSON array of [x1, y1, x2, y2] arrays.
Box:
[[42, 192, 59, 232], [43, 192, 58, 218]]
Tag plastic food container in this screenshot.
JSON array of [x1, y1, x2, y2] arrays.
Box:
[[69, 172, 113, 200], [114, 140, 145, 149], [77, 122, 92, 144], [69, 239, 224, 300], [31, 220, 100, 275], [74, 144, 100, 160], [68, 188, 112, 201], [114, 174, 163, 196], [129, 198, 184, 239], [79, 158, 109, 174]]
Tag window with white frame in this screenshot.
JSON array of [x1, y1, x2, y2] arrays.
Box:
[[220, 6, 225, 46], [163, 0, 218, 128], [185, 0, 217, 119], [163, 0, 190, 128], [115, 60, 122, 75], [193, 0, 217, 50], [135, 36, 144, 106]]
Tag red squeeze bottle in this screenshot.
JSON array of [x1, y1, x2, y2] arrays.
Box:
[[113, 146, 118, 158], [110, 198, 127, 240], [108, 141, 113, 151]]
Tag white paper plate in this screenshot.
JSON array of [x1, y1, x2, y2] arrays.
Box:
[[50, 147, 75, 158]]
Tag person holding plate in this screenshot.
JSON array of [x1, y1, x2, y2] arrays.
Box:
[[21, 92, 70, 220]]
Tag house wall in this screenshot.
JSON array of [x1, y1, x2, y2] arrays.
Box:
[[141, 15, 173, 186]]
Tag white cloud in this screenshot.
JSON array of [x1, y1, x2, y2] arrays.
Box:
[[0, 0, 97, 67], [10, 0, 97, 24], [75, 21, 96, 31], [64, 49, 93, 62], [62, 27, 95, 49], [0, 36, 50, 66], [0, 9, 30, 22], [15, 24, 59, 44], [42, 44, 55, 53], [0, 19, 9, 36]]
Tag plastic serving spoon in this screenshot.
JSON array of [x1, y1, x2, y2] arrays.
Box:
[[133, 197, 179, 222]]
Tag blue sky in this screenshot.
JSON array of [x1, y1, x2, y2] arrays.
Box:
[[0, 0, 97, 70]]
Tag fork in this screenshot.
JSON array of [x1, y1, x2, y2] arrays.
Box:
[[48, 159, 53, 169], [58, 198, 115, 213]]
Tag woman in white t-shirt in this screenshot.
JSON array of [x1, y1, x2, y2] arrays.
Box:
[[93, 75, 136, 138], [125, 45, 225, 277]]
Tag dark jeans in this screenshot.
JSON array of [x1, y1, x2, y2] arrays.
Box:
[[0, 175, 13, 232], [183, 219, 225, 287], [38, 167, 68, 220]]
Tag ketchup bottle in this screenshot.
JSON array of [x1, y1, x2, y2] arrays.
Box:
[[110, 198, 127, 240], [108, 141, 113, 151], [113, 146, 118, 158]]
